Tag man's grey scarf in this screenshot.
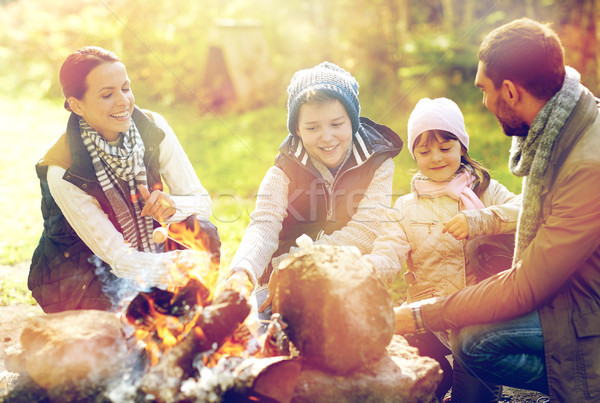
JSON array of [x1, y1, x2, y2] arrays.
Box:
[[509, 67, 582, 262], [80, 118, 157, 252]]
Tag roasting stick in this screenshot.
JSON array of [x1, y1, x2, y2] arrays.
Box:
[[152, 227, 191, 249]]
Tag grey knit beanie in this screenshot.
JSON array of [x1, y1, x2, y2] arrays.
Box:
[[287, 61, 360, 136]]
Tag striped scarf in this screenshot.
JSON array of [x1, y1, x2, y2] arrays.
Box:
[[509, 67, 582, 262], [80, 117, 157, 252]]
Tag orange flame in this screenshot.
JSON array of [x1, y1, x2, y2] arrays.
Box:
[[127, 219, 259, 368], [203, 337, 253, 368], [165, 219, 220, 295], [129, 290, 204, 365]]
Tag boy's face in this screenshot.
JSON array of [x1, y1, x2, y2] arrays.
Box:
[[296, 99, 353, 169]]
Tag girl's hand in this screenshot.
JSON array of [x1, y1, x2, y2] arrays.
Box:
[[442, 213, 469, 240], [138, 184, 176, 222]]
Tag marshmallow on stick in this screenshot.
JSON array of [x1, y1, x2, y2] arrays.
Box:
[[152, 227, 190, 249]]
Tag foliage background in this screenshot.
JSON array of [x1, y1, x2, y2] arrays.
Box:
[[1, 0, 599, 304]]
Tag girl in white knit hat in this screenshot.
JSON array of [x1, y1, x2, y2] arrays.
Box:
[[365, 97, 521, 402]]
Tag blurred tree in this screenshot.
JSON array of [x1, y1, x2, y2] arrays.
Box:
[[1, 0, 597, 105], [555, 0, 599, 91]]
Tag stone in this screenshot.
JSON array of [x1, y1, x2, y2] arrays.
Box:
[[291, 335, 442, 403], [276, 244, 395, 374], [18, 310, 130, 390]]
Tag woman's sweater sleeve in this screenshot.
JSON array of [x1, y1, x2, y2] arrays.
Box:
[[228, 166, 290, 287], [150, 112, 212, 222], [47, 165, 178, 287]]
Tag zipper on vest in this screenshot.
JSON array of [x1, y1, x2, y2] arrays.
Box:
[[323, 182, 334, 221], [327, 164, 355, 222], [409, 220, 436, 233]]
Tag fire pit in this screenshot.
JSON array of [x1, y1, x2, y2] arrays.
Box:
[[1, 236, 441, 402]]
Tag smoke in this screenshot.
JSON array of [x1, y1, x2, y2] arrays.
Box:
[[88, 255, 141, 312]]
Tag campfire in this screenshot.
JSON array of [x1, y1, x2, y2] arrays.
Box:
[[1, 229, 442, 403]]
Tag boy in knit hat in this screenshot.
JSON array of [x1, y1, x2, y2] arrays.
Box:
[[365, 97, 520, 401], [227, 62, 403, 325]]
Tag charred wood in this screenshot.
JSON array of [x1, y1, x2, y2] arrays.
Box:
[[125, 278, 211, 326], [140, 289, 250, 402]]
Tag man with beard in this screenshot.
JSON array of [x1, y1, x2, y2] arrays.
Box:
[[393, 18, 600, 402]]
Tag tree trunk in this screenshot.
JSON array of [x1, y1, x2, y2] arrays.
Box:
[[441, 0, 455, 32], [557, 0, 598, 91]]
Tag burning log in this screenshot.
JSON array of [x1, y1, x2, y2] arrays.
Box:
[[243, 357, 301, 402], [275, 243, 395, 374], [178, 355, 302, 403], [139, 289, 251, 402], [126, 278, 211, 325]]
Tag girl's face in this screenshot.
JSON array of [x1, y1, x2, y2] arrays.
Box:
[[413, 133, 463, 182], [69, 62, 135, 142], [296, 99, 353, 169]]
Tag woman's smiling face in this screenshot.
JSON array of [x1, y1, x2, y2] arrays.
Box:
[[296, 99, 353, 169], [69, 62, 135, 142]]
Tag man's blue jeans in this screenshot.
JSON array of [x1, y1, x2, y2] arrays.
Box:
[[450, 310, 549, 395]]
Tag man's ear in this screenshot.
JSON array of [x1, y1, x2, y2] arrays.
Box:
[[67, 97, 84, 116], [500, 80, 521, 107]]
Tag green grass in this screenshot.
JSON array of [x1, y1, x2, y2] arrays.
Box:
[[0, 276, 37, 306], [0, 94, 520, 306], [0, 97, 65, 265]]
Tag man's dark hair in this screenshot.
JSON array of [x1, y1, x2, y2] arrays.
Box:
[[478, 18, 565, 101]]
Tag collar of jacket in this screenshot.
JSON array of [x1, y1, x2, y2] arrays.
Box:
[[65, 106, 165, 183], [277, 116, 403, 173], [541, 87, 598, 195]]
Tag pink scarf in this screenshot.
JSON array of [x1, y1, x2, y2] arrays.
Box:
[[413, 171, 485, 211]]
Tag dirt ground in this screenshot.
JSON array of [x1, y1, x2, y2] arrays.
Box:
[[0, 262, 548, 402]]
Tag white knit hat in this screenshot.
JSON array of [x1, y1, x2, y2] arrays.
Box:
[[407, 97, 469, 158]]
